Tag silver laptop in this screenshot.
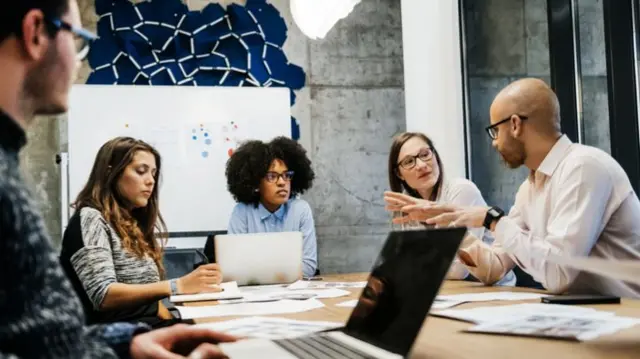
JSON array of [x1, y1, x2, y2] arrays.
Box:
[[214, 232, 303, 286], [218, 227, 467, 358]]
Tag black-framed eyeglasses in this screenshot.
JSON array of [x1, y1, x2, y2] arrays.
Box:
[[485, 114, 528, 140], [265, 170, 295, 183], [48, 18, 98, 61], [397, 148, 433, 170]]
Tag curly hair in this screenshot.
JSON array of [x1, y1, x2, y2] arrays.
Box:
[[226, 136, 315, 206]]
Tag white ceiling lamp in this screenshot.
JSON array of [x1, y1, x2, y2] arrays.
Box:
[[290, 0, 362, 40]]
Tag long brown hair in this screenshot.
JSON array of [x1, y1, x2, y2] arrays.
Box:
[[388, 132, 444, 202], [73, 137, 167, 277]]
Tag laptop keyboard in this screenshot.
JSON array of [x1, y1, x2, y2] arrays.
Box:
[[274, 333, 376, 359]]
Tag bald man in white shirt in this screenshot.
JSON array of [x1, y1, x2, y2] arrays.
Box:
[[385, 78, 640, 298]]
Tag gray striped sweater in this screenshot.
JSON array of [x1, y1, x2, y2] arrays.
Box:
[[60, 207, 161, 324]]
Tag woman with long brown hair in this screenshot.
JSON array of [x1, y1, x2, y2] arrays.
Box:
[[59, 137, 222, 325], [384, 132, 515, 286]]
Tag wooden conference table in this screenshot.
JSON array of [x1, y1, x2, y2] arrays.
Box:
[[189, 273, 640, 359]]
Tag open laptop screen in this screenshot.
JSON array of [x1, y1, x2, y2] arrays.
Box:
[[343, 227, 466, 356]]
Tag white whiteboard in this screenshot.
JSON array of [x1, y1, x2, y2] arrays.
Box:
[[67, 84, 291, 238]]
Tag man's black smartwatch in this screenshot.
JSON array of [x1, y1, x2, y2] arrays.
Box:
[[483, 206, 505, 229]]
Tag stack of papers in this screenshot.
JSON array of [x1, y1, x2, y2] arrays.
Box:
[[170, 281, 351, 304], [432, 303, 640, 341], [171, 280, 363, 319], [466, 313, 639, 341], [170, 282, 243, 303], [175, 298, 326, 319], [194, 316, 343, 339]]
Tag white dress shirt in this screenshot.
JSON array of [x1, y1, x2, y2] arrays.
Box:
[[399, 178, 516, 286], [460, 135, 640, 298]]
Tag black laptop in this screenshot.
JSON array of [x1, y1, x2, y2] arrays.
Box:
[[217, 227, 467, 359]]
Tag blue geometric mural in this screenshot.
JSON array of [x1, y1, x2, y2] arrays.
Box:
[[88, 0, 304, 139]]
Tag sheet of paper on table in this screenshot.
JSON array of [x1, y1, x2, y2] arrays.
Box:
[[334, 298, 465, 310], [335, 299, 358, 308], [431, 299, 467, 309], [175, 298, 326, 319], [219, 288, 349, 305], [431, 303, 616, 324], [170, 281, 242, 303], [238, 288, 350, 301], [281, 288, 350, 299], [194, 316, 343, 339], [239, 284, 289, 294], [465, 312, 640, 341], [436, 291, 549, 303], [287, 280, 367, 290]]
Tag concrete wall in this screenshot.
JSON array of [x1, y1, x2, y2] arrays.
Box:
[[20, 118, 61, 241], [578, 0, 610, 153], [463, 0, 609, 211], [302, 0, 405, 273]]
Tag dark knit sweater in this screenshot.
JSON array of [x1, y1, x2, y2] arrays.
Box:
[[0, 110, 148, 358]]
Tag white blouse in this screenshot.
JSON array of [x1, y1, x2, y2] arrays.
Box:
[[397, 177, 516, 286]]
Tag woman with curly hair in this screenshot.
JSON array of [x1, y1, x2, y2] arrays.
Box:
[[225, 136, 318, 277], [59, 137, 223, 326]]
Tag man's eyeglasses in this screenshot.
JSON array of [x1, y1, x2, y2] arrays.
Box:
[[48, 18, 98, 61], [397, 148, 433, 170], [485, 114, 528, 140], [265, 170, 295, 183]]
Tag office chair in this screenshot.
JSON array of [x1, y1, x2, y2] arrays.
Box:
[[193, 231, 226, 269]]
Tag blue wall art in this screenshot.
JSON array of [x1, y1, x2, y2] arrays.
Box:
[[88, 0, 305, 139]]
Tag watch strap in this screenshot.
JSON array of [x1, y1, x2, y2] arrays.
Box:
[[483, 206, 505, 229]]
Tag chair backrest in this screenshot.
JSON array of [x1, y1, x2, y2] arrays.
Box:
[[203, 230, 227, 263]]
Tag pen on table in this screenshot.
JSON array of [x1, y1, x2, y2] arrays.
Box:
[[303, 276, 323, 281]]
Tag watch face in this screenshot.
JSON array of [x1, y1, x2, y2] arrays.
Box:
[[488, 208, 499, 217]]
